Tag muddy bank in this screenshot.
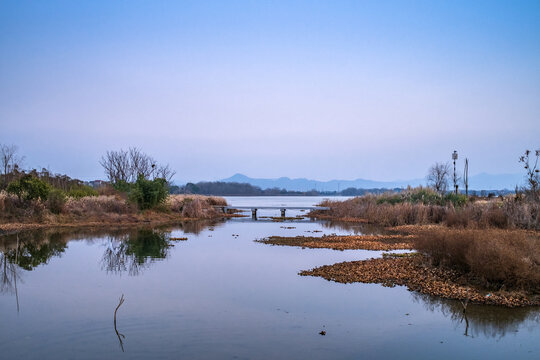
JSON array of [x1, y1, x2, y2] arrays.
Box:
[[300, 254, 539, 307], [256, 234, 415, 251]]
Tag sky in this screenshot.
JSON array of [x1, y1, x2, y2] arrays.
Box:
[[1, 0, 539, 183]]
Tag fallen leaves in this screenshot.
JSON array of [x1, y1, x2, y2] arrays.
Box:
[[256, 234, 415, 251], [300, 255, 539, 308]]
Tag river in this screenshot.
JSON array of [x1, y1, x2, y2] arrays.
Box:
[[0, 196, 538, 359]]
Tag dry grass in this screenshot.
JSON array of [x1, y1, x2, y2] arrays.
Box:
[[0, 192, 228, 228], [167, 195, 226, 219], [314, 197, 447, 226], [64, 195, 133, 216], [313, 195, 540, 230], [414, 228, 540, 293], [0, 191, 45, 222]]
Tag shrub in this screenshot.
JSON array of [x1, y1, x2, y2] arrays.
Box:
[[47, 189, 66, 214], [67, 185, 98, 198], [414, 229, 540, 292], [6, 175, 50, 201], [128, 175, 168, 210], [113, 180, 132, 193], [443, 193, 468, 207]]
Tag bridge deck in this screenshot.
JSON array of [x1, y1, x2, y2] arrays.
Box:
[[221, 206, 329, 211]]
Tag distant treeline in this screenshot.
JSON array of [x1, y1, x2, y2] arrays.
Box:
[[169, 181, 514, 197]]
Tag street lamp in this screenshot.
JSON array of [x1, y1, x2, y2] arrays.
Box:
[[452, 150, 458, 194]]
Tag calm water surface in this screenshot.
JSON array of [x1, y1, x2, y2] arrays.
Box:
[[0, 197, 538, 359]]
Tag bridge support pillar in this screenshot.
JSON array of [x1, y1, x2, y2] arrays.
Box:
[[280, 208, 286, 217], [252, 209, 258, 219]]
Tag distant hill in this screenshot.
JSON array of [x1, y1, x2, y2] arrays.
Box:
[[220, 173, 525, 192], [221, 174, 424, 192]]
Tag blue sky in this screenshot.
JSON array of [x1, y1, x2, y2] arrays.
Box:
[[1, 0, 539, 183]]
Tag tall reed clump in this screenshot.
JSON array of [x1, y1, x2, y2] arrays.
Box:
[[414, 229, 540, 293], [315, 188, 540, 230], [316, 196, 447, 227], [64, 195, 132, 216], [0, 191, 46, 221], [167, 195, 226, 218]]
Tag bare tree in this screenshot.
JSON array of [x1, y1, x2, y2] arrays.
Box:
[[154, 163, 176, 182], [0, 144, 24, 186], [519, 149, 540, 202], [100, 147, 175, 184], [100, 149, 131, 183], [129, 147, 155, 180], [427, 162, 450, 195]]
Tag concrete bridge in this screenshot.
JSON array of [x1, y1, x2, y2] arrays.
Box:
[[216, 206, 330, 219]]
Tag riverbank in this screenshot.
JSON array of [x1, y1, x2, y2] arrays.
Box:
[[309, 189, 540, 230], [0, 194, 232, 235], [300, 253, 540, 307], [256, 221, 540, 307]]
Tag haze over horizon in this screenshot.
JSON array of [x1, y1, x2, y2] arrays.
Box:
[[1, 1, 539, 182]]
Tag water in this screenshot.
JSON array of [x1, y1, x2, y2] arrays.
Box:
[[0, 196, 538, 359]]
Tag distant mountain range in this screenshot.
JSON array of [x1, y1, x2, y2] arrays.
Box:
[[220, 173, 525, 192]]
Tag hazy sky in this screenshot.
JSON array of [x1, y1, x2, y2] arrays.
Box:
[[1, 0, 539, 183]]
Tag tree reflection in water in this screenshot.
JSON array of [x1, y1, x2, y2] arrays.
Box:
[[412, 292, 540, 339], [101, 229, 173, 276], [0, 230, 68, 295]]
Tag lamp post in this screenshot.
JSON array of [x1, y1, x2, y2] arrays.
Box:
[[452, 150, 458, 195]]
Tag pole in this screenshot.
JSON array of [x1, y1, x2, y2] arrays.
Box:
[[452, 150, 458, 195], [464, 158, 468, 197]]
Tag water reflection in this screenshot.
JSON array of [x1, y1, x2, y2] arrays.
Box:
[[101, 229, 172, 276], [412, 292, 540, 339], [0, 251, 21, 295], [0, 220, 221, 283], [0, 230, 68, 271], [320, 220, 391, 235]]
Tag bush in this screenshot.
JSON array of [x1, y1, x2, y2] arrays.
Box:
[[113, 180, 132, 193], [443, 193, 468, 207], [6, 175, 50, 201], [67, 185, 98, 198], [128, 175, 168, 210], [414, 229, 540, 292], [47, 189, 66, 214]]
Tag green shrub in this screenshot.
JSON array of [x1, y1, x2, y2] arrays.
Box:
[[407, 188, 442, 205], [67, 185, 98, 198], [443, 193, 468, 207], [128, 175, 168, 210], [113, 180, 132, 193], [6, 175, 50, 201], [47, 189, 67, 214]]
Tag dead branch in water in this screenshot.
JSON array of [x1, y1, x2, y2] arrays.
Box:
[[114, 294, 125, 352], [460, 288, 469, 313]]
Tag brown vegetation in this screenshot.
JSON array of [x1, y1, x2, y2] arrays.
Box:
[[311, 192, 540, 230], [414, 228, 540, 293], [300, 254, 538, 307], [0, 191, 228, 232], [295, 225, 540, 307], [257, 234, 414, 251]]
